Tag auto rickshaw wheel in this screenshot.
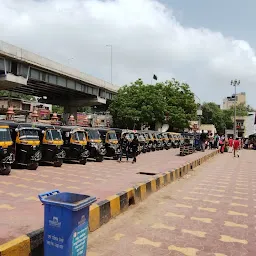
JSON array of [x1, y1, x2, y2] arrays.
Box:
[[0, 165, 11, 175], [27, 162, 39, 170], [54, 159, 63, 167], [96, 155, 104, 162], [79, 159, 87, 165]]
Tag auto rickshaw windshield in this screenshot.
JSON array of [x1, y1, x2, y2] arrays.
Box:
[[143, 133, 149, 139], [0, 128, 12, 141], [108, 132, 117, 140], [156, 134, 162, 139], [46, 130, 62, 141], [148, 133, 153, 139], [162, 133, 168, 139], [20, 129, 39, 140], [129, 133, 135, 140], [74, 131, 86, 141], [87, 130, 100, 140], [138, 135, 145, 141]]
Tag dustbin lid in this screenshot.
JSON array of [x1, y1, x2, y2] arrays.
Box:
[[38, 191, 97, 211]]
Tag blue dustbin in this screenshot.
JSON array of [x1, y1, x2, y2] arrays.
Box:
[[38, 190, 96, 256]]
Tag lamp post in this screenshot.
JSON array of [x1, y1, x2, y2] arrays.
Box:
[[231, 79, 240, 138], [106, 45, 113, 84], [194, 94, 202, 128]]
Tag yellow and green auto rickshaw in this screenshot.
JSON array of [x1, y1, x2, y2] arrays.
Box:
[[143, 131, 156, 151], [135, 132, 147, 153], [161, 132, 172, 150], [150, 131, 164, 150], [84, 128, 106, 162], [168, 132, 179, 148], [60, 126, 89, 165], [9, 122, 42, 170], [36, 123, 65, 167], [0, 122, 15, 175], [98, 128, 120, 159]]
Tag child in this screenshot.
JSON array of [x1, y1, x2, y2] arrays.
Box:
[[233, 138, 240, 157]]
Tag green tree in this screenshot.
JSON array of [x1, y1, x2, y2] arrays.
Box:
[[201, 102, 250, 134], [228, 103, 248, 117], [201, 102, 227, 133], [0, 90, 35, 101], [77, 106, 92, 113], [109, 79, 197, 130], [52, 105, 64, 114]]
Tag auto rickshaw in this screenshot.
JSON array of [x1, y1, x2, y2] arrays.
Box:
[[167, 132, 178, 148], [98, 128, 120, 159], [61, 126, 89, 165], [36, 123, 65, 167], [0, 122, 15, 175], [141, 132, 152, 152], [135, 132, 147, 153], [144, 131, 156, 151], [110, 128, 122, 141], [151, 131, 164, 150], [84, 128, 106, 162], [161, 132, 171, 150], [9, 122, 42, 170]]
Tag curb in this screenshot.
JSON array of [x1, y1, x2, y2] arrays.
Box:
[[0, 150, 219, 256]]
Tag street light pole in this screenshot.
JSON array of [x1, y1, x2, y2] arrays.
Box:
[[194, 94, 202, 128], [106, 45, 113, 84], [231, 79, 240, 138]]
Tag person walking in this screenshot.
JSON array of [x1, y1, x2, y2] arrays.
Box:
[[214, 133, 219, 149], [200, 131, 207, 152], [219, 138, 225, 153], [118, 134, 129, 162], [131, 135, 139, 164], [228, 136, 233, 153], [209, 133, 214, 149], [233, 138, 240, 157]]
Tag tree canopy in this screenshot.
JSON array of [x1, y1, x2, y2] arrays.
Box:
[[109, 79, 197, 130], [0, 90, 35, 101], [201, 102, 250, 134]]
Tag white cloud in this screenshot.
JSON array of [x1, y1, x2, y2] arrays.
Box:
[[1, 0, 256, 106]]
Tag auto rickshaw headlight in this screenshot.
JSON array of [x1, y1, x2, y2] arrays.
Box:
[[91, 142, 98, 148]]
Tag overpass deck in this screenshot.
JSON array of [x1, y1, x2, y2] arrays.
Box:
[[0, 40, 118, 104]]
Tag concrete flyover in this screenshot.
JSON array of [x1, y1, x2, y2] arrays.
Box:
[[0, 40, 119, 114]]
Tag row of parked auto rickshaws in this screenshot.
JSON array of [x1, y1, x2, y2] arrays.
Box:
[[0, 121, 181, 175]]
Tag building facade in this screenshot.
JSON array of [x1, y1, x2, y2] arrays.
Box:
[[222, 92, 246, 110]]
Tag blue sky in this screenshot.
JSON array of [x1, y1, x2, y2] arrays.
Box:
[[1, 0, 256, 107], [161, 0, 254, 41]]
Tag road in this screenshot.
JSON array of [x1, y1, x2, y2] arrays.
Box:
[[87, 150, 256, 256], [0, 148, 210, 244]]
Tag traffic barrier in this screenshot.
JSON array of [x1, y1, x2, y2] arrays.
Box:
[[0, 149, 219, 256]]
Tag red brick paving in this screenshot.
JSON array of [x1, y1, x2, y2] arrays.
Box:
[[0, 149, 210, 244], [87, 150, 256, 256]]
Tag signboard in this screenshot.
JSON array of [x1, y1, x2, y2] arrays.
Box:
[[197, 110, 202, 116]]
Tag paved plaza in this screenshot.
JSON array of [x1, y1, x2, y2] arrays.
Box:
[[87, 150, 256, 256], [0, 148, 210, 244]]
